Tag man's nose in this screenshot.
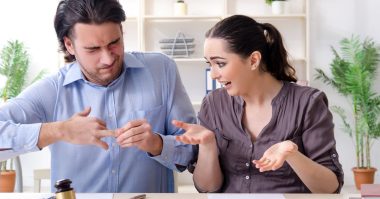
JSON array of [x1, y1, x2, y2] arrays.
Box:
[[100, 50, 114, 65]]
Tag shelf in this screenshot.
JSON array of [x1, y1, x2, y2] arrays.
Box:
[[143, 14, 306, 23], [174, 58, 205, 62], [144, 15, 221, 21], [291, 57, 307, 62], [127, 0, 309, 103], [173, 57, 306, 63], [240, 14, 306, 19], [125, 16, 138, 21]]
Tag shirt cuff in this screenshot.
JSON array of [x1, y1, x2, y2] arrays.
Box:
[[12, 123, 42, 152], [148, 133, 177, 170]]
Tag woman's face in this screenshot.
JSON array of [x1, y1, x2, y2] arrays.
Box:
[[204, 38, 258, 96]]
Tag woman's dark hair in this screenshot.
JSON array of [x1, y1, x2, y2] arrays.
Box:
[[54, 0, 126, 62], [206, 15, 297, 82]]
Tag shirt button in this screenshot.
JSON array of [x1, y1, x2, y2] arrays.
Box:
[[111, 170, 116, 174], [245, 176, 250, 180], [250, 144, 253, 148], [245, 163, 249, 167], [332, 154, 337, 158], [112, 143, 116, 147]]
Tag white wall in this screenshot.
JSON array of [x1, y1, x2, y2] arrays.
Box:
[[309, 0, 380, 186], [0, 0, 60, 189], [0, 0, 380, 190]]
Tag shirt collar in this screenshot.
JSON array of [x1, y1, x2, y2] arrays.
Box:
[[235, 80, 288, 107], [62, 52, 145, 86]]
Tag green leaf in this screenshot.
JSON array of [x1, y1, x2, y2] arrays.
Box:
[[314, 35, 380, 168], [0, 40, 46, 171]]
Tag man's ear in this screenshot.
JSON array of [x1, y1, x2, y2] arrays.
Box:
[[250, 51, 262, 71], [63, 36, 75, 55]]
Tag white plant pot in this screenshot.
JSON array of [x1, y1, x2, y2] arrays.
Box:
[[271, 1, 287, 15], [174, 2, 188, 16]]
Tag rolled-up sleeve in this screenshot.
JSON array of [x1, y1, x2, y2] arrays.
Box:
[[302, 91, 344, 192], [0, 76, 57, 160]]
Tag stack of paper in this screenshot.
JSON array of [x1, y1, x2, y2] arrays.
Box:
[[361, 184, 380, 199]]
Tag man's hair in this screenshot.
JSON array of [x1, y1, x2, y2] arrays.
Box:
[[54, 0, 126, 63]]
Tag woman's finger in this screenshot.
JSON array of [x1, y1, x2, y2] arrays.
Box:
[[172, 120, 191, 130]]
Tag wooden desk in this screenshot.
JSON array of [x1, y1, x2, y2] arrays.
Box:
[[0, 193, 361, 199], [284, 194, 360, 199], [114, 193, 361, 199], [114, 193, 206, 199]]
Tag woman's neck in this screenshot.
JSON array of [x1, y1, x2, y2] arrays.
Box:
[[241, 73, 283, 107]]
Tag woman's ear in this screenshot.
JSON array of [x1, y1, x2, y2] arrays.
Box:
[[250, 51, 262, 71], [64, 36, 75, 55]]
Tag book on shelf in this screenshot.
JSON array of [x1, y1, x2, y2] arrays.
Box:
[[205, 68, 223, 94], [361, 184, 380, 198]]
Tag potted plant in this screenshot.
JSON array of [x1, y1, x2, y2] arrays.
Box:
[[0, 40, 45, 192], [265, 0, 287, 15], [0, 159, 16, 192], [315, 35, 380, 190]]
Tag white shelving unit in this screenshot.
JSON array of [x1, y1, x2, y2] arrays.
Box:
[[120, 0, 309, 111]]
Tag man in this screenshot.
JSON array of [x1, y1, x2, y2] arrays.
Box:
[[0, 0, 196, 192]]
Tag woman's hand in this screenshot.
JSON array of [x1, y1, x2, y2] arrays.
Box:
[[172, 120, 215, 145], [252, 140, 298, 172]]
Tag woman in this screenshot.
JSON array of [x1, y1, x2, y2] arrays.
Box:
[[173, 15, 343, 193]]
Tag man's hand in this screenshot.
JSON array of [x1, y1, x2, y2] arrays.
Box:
[[115, 119, 163, 156], [60, 107, 114, 149], [39, 107, 115, 150], [252, 140, 298, 172]]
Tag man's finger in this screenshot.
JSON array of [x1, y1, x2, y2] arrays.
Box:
[[119, 137, 144, 147], [93, 139, 109, 150], [121, 119, 147, 131], [76, 107, 91, 117], [95, 130, 116, 138], [114, 128, 122, 137], [95, 118, 107, 128], [116, 124, 148, 143]]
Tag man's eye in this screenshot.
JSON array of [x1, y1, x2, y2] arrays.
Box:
[[109, 43, 119, 49], [87, 49, 97, 53]]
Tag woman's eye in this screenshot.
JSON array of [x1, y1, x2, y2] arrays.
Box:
[[216, 62, 226, 68]]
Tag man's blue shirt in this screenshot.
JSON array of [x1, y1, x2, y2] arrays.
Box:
[[0, 52, 196, 192]]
